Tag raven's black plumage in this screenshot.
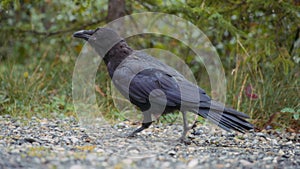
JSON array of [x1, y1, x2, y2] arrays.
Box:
[[73, 28, 254, 141]]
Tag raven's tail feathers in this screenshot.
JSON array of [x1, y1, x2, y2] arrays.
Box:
[[197, 104, 254, 133]]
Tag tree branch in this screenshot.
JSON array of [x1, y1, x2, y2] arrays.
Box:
[[11, 18, 106, 37]]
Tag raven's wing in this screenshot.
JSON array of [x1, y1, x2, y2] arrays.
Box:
[[116, 67, 211, 111], [128, 68, 181, 107]]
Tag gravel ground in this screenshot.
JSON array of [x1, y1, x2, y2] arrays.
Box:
[[0, 115, 299, 169]]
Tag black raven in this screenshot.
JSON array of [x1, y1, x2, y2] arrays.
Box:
[[73, 28, 254, 142]]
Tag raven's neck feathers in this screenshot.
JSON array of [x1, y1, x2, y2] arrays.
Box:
[[103, 40, 133, 77]]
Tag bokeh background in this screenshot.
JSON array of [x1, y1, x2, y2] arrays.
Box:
[[0, 0, 299, 131]]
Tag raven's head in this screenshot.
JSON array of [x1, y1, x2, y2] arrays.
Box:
[[73, 27, 123, 57]]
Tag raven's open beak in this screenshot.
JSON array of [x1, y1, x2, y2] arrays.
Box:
[[73, 28, 98, 41]]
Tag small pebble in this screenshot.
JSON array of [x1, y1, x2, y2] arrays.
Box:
[[188, 159, 198, 168]]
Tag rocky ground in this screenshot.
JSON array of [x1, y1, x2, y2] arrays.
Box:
[[0, 115, 299, 169]]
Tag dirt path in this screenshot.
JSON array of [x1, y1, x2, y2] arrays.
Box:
[[0, 115, 299, 169]]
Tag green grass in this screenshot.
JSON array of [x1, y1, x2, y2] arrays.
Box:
[[226, 53, 300, 130], [0, 39, 299, 131], [0, 50, 75, 118]]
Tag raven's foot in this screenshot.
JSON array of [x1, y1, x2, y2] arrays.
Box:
[[127, 132, 137, 138], [127, 121, 152, 138], [178, 137, 192, 145]]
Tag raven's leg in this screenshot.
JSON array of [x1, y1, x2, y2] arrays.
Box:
[[128, 112, 152, 137], [180, 111, 190, 140], [178, 111, 197, 144]]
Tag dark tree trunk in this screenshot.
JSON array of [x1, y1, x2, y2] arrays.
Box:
[[107, 0, 126, 22]]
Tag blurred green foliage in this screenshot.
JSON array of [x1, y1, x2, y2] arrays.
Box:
[[0, 0, 299, 130]]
